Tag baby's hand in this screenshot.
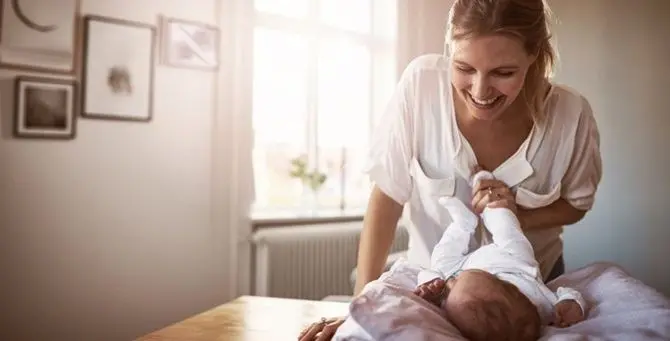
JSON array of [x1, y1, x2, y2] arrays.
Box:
[[414, 278, 446, 307], [552, 300, 585, 328]]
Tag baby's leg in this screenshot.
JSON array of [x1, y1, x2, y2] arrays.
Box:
[[470, 170, 537, 266], [480, 207, 536, 266], [417, 197, 478, 285]]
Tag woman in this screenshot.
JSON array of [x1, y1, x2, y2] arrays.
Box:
[[300, 0, 602, 339]]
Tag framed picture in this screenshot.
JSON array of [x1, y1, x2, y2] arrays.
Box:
[[81, 15, 155, 122], [0, 0, 81, 74], [14, 76, 77, 139], [159, 16, 219, 71]]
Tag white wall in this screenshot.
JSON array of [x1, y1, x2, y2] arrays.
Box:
[[397, 0, 453, 70], [0, 1, 242, 340], [549, 0, 670, 296]]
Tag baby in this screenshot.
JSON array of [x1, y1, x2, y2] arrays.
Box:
[[414, 170, 588, 341]]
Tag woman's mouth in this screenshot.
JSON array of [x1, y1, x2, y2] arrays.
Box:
[[467, 93, 504, 110]]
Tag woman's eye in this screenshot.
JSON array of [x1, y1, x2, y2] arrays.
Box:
[[457, 67, 474, 74], [495, 71, 516, 77]]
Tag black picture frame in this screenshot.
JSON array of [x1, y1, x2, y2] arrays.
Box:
[[80, 14, 155, 122], [13, 76, 78, 140]]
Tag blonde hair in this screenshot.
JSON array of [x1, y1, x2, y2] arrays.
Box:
[[445, 0, 556, 122]]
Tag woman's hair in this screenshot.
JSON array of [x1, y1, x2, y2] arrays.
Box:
[[445, 0, 556, 122]]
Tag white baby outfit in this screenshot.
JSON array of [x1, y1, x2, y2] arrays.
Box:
[[417, 170, 588, 324]]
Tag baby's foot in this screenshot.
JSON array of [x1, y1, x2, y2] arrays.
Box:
[[414, 278, 446, 307], [470, 169, 495, 188]]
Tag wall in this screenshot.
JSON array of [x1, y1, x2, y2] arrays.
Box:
[[399, 0, 670, 296], [549, 0, 670, 296], [397, 0, 453, 70], [0, 0, 240, 340]]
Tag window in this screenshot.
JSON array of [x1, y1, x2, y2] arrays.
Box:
[[251, 0, 398, 219]]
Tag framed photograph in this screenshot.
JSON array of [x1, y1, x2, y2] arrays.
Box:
[[81, 15, 155, 122], [0, 0, 81, 74], [159, 16, 219, 71], [14, 76, 77, 139]]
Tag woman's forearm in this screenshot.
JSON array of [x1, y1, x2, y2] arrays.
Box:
[[353, 186, 404, 296], [518, 198, 587, 231]]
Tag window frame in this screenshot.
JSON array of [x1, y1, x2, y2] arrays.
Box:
[[250, 1, 397, 222]]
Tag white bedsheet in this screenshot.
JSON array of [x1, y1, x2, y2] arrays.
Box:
[[333, 260, 670, 341]]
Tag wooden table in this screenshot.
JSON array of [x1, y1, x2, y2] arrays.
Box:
[[135, 295, 350, 341]]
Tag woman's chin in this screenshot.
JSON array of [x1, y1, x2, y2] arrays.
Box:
[[467, 105, 506, 121]]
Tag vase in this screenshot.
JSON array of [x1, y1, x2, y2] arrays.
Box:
[[300, 185, 320, 216]]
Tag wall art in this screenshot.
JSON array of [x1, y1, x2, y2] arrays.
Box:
[[81, 15, 155, 122], [14, 76, 77, 139], [159, 15, 219, 71], [0, 0, 80, 74]]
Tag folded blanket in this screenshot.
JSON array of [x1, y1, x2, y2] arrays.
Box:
[[334, 260, 670, 341]]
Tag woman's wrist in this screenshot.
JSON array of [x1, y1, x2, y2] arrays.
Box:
[[516, 199, 586, 231], [516, 207, 529, 230]]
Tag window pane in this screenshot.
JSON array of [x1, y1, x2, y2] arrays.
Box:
[[252, 28, 309, 214], [254, 0, 309, 18], [315, 147, 346, 211], [319, 0, 371, 33], [317, 39, 370, 149], [317, 38, 371, 210], [342, 148, 371, 210]]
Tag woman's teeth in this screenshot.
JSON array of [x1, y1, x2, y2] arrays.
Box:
[[471, 95, 500, 105]]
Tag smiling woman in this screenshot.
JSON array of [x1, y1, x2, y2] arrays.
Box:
[[299, 0, 603, 339], [449, 34, 535, 122]]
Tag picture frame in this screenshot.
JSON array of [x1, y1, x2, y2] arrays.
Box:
[[14, 76, 77, 139], [81, 15, 155, 122], [0, 0, 81, 74], [159, 15, 219, 71]]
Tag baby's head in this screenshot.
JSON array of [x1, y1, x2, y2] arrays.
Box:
[[443, 270, 541, 341]]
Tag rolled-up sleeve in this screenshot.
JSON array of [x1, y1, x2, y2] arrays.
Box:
[[365, 60, 419, 205], [561, 97, 603, 211]]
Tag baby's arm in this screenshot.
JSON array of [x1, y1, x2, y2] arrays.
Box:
[[556, 287, 588, 314], [552, 287, 588, 327]]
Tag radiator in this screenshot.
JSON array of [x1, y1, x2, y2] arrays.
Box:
[[251, 222, 409, 301]]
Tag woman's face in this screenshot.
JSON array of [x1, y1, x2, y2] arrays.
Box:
[[449, 33, 536, 121]]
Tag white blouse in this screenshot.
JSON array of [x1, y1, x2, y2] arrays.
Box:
[[366, 54, 603, 279]]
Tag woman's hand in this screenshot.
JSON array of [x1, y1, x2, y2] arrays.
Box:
[[471, 178, 517, 215], [298, 316, 345, 341]]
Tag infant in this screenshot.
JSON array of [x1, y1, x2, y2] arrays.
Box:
[[414, 170, 588, 341]]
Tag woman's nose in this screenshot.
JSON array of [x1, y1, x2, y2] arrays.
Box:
[[470, 75, 491, 98]]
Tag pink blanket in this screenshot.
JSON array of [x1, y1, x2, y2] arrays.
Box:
[[334, 260, 670, 341]]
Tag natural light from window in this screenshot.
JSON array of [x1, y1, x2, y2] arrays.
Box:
[[251, 0, 398, 219]]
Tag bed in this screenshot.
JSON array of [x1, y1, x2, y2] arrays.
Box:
[[334, 260, 670, 340]]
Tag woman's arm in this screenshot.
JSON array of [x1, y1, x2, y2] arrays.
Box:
[[353, 185, 404, 295], [517, 198, 587, 231], [474, 180, 589, 231]]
